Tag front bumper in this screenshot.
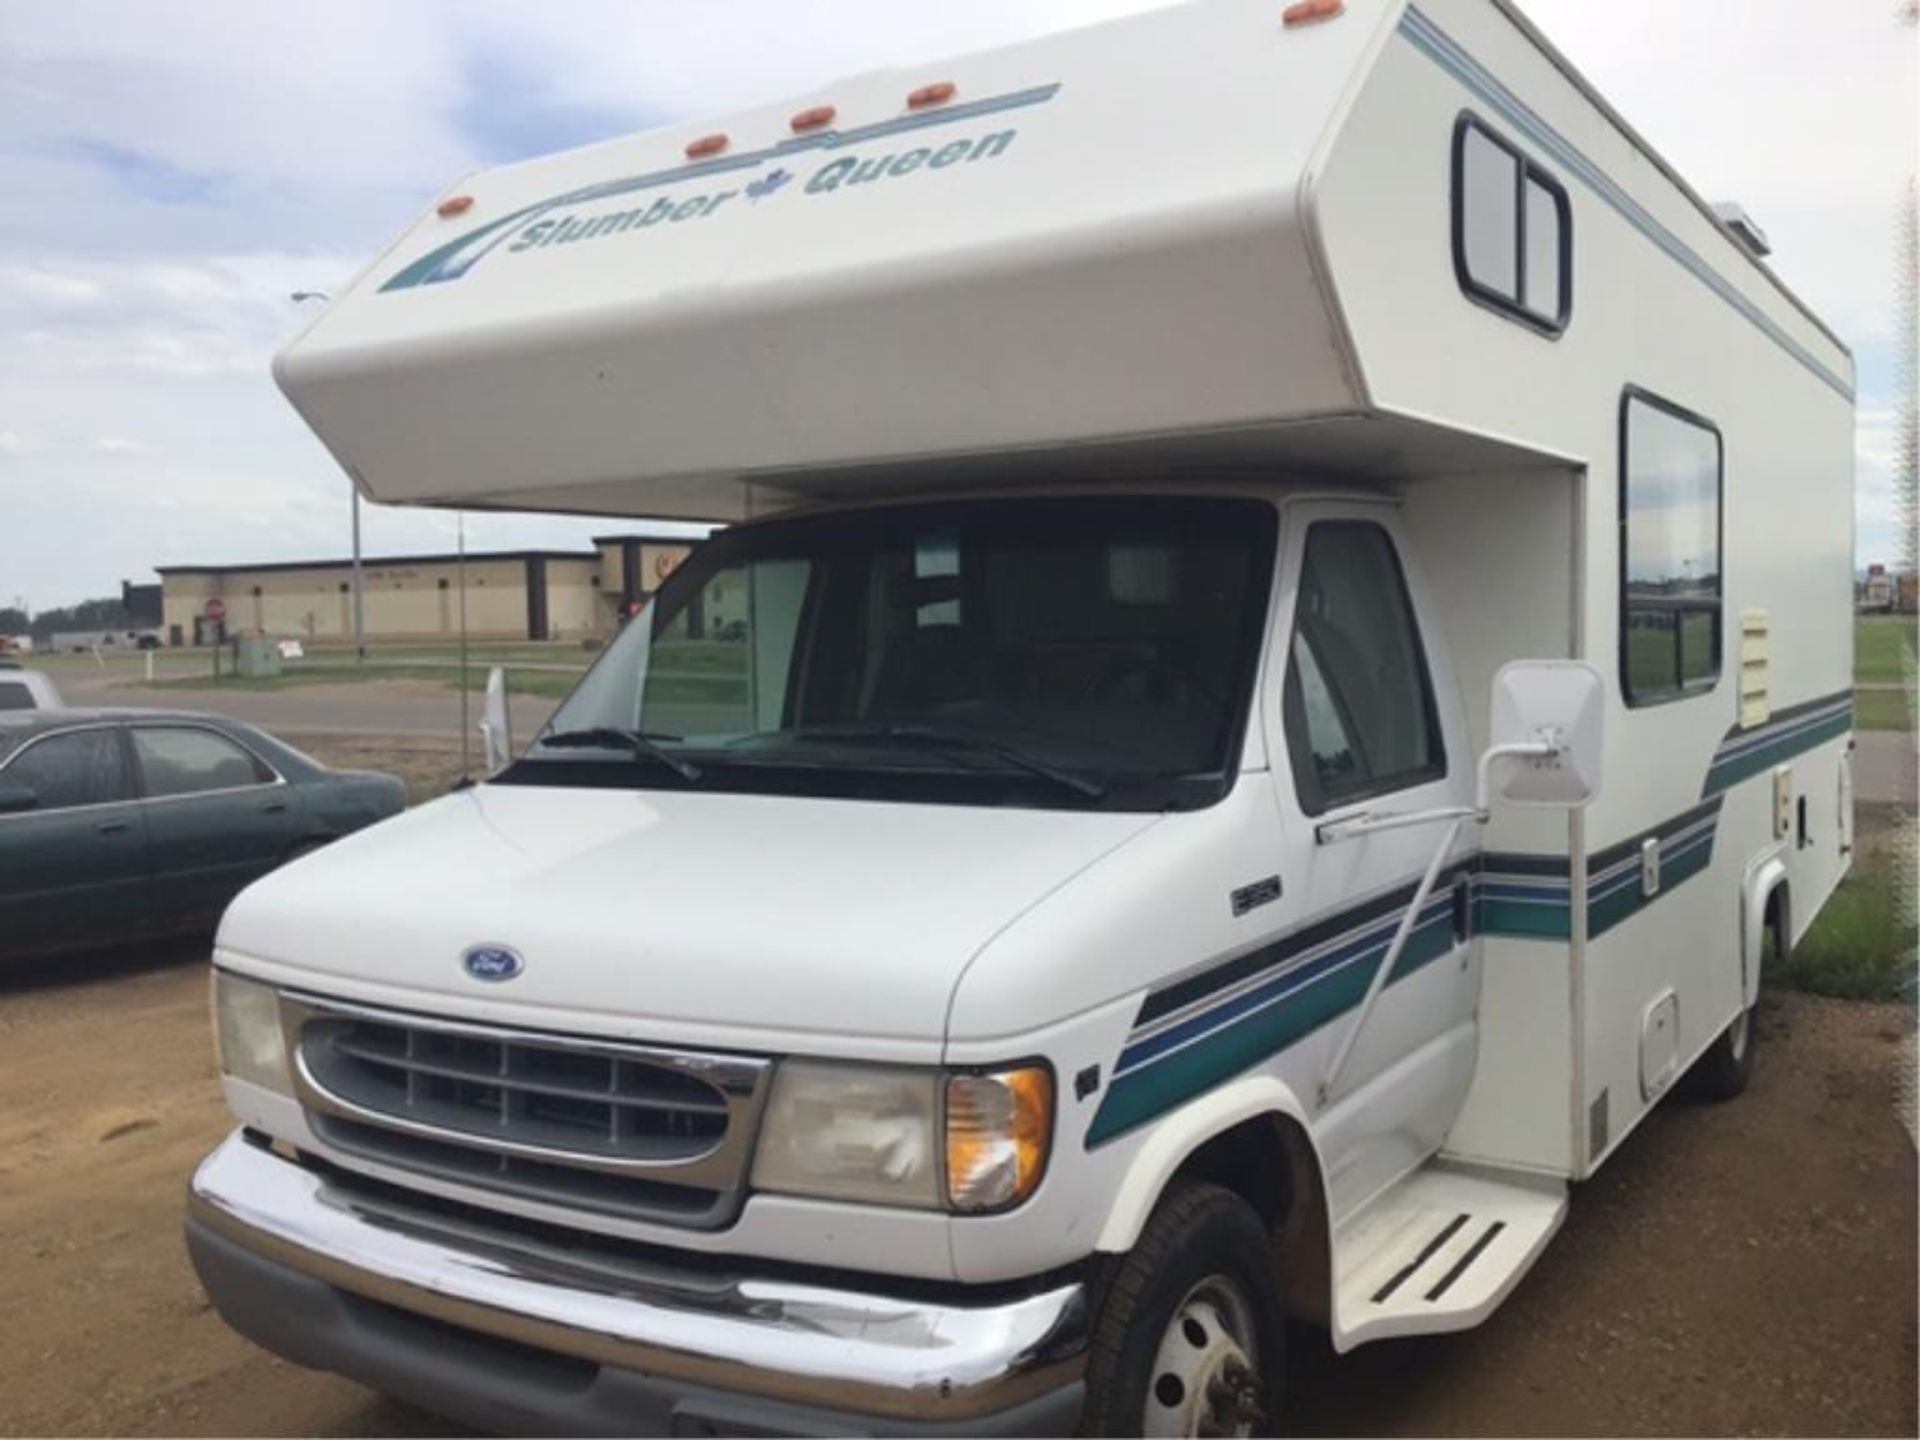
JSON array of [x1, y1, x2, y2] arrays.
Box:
[[186, 1130, 1089, 1436]]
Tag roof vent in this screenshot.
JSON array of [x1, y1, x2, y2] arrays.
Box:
[[1711, 203, 1772, 258]]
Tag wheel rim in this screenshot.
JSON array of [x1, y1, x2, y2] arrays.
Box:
[[1142, 1276, 1264, 1438]]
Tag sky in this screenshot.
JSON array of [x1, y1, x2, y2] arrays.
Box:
[[0, 0, 1912, 611]]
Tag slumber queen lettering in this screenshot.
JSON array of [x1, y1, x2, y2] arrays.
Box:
[[803, 129, 1016, 193], [505, 129, 1019, 259]]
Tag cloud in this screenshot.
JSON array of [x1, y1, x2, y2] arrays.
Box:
[[0, 0, 1907, 608], [1516, 0, 1917, 345], [1853, 402, 1912, 567]]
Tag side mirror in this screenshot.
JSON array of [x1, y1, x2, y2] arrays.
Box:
[[479, 666, 514, 776], [1484, 660, 1605, 809], [0, 783, 39, 815]]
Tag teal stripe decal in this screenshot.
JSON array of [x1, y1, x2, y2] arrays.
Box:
[[1087, 903, 1460, 1147], [1088, 798, 1727, 1147], [381, 83, 1062, 292], [1397, 8, 1853, 403], [1701, 691, 1853, 796]]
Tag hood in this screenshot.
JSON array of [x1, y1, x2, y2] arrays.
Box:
[[219, 782, 1158, 1051]]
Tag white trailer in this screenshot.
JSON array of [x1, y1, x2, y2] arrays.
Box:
[[189, 0, 1855, 1433]]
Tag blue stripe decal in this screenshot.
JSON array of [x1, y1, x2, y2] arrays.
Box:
[[1087, 796, 1731, 1146], [1118, 897, 1456, 1075], [1701, 690, 1853, 796], [1397, 8, 1852, 402], [381, 83, 1063, 292]]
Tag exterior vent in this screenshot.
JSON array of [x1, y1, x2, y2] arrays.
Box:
[[1739, 608, 1771, 728], [1711, 203, 1772, 258]]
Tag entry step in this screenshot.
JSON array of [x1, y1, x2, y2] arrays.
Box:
[[1331, 1161, 1566, 1349]]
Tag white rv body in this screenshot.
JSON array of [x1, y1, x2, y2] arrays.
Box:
[[191, 1, 1855, 1433]]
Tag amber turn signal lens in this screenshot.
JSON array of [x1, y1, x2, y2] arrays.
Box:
[[685, 133, 730, 159], [436, 194, 475, 218], [945, 1066, 1053, 1212], [791, 105, 837, 133]]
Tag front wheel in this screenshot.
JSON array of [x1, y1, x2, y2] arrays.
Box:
[[1080, 1182, 1284, 1438]]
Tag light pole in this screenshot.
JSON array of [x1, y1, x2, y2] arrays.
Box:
[[290, 289, 364, 660]]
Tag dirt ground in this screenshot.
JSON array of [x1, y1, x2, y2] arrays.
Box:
[[0, 941, 1911, 1439]]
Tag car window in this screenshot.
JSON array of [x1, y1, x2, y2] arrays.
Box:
[[133, 727, 274, 798], [0, 681, 34, 711], [1283, 522, 1446, 815], [2, 729, 132, 810]]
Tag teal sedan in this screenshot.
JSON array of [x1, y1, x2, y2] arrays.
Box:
[[0, 710, 406, 964]]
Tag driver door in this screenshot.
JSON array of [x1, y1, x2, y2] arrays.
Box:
[[1267, 502, 1480, 1219]]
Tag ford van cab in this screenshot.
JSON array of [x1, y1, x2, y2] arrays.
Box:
[[186, 0, 1856, 1433]]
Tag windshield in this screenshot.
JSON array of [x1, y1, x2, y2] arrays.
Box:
[[506, 496, 1277, 811]]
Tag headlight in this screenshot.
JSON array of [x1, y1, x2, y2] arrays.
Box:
[[751, 1059, 1055, 1213], [213, 971, 291, 1095], [946, 1065, 1053, 1212], [752, 1062, 942, 1208]]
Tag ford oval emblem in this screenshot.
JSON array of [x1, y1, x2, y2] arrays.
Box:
[[462, 945, 524, 983]]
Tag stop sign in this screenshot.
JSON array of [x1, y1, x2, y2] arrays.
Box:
[[204, 597, 227, 623]]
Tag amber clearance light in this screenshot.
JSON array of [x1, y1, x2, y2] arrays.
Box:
[[1283, 0, 1345, 25]]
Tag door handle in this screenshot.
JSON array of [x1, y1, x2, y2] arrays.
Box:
[[95, 819, 130, 835], [261, 800, 288, 814]]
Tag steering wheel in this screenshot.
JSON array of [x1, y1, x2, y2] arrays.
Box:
[[1092, 653, 1222, 707]]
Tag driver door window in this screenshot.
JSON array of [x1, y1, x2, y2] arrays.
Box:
[[1283, 522, 1445, 815], [3, 728, 131, 809]]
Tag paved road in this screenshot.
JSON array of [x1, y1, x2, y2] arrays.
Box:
[[1855, 730, 1917, 810], [43, 665, 1920, 808]]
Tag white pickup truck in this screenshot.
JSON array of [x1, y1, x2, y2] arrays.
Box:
[[187, 0, 1855, 1433]]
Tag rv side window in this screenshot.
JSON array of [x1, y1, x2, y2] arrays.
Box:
[[1283, 523, 1446, 815], [1452, 115, 1571, 334], [1620, 391, 1723, 706]]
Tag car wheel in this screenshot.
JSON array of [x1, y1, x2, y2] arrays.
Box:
[[1685, 906, 1778, 1102], [1080, 1182, 1283, 1438]]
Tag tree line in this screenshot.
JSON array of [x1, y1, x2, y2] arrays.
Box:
[[0, 597, 131, 641]]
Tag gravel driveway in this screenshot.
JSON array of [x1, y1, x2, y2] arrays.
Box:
[[0, 949, 1911, 1438]]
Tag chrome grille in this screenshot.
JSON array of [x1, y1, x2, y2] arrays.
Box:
[[285, 994, 771, 1230]]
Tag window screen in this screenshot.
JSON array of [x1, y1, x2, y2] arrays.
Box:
[[1283, 524, 1445, 814], [1453, 115, 1571, 333], [133, 727, 273, 797], [2, 729, 130, 810], [1621, 392, 1723, 705]]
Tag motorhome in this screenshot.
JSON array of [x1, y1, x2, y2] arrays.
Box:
[[186, 0, 1856, 1433]]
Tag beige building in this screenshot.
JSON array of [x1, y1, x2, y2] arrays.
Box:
[[157, 535, 696, 646]]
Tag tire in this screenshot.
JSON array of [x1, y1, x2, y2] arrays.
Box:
[[1685, 906, 1779, 1102], [1080, 1181, 1284, 1438]]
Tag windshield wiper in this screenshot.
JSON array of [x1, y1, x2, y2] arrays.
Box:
[[793, 723, 1106, 800], [538, 727, 702, 782]]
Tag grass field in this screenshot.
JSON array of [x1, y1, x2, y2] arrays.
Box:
[[122, 638, 750, 707], [1856, 614, 1918, 686], [1776, 853, 1917, 1002], [1855, 687, 1915, 733]]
